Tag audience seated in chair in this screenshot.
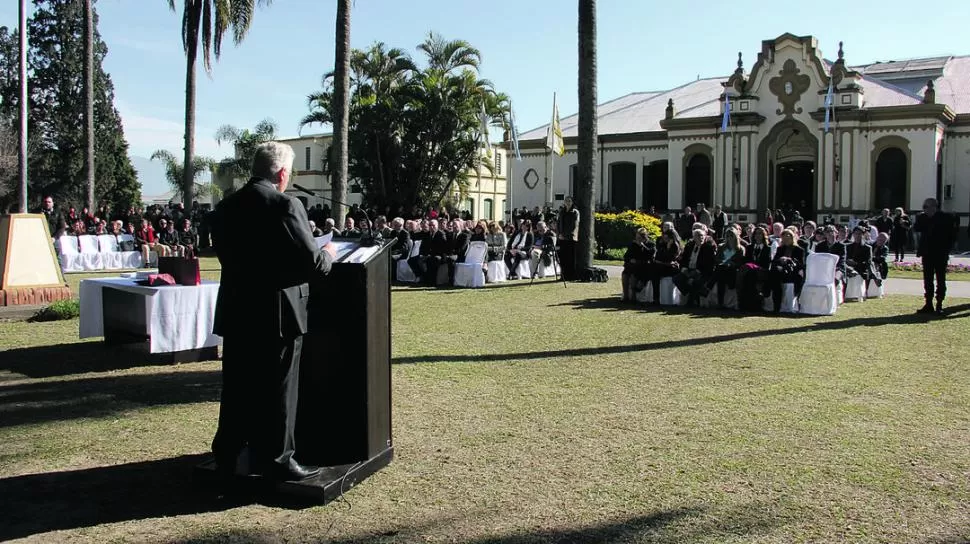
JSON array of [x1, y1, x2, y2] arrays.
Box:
[[505, 219, 534, 279], [738, 226, 771, 312], [766, 229, 805, 313], [707, 227, 746, 308], [673, 229, 716, 306], [622, 227, 656, 302], [649, 229, 682, 304]]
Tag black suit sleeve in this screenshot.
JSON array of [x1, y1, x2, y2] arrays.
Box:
[[282, 197, 333, 277]]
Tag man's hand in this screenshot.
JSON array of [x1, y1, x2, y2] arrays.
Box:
[[322, 242, 337, 259]]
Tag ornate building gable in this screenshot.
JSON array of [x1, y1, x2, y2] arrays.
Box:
[[745, 34, 833, 125]]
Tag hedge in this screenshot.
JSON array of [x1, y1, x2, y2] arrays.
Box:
[[594, 211, 662, 258]]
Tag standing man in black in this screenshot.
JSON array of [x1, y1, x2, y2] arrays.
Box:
[[558, 197, 580, 280], [210, 142, 337, 481], [914, 198, 958, 315]]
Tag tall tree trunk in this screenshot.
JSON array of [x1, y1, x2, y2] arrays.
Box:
[[331, 0, 351, 227], [181, 2, 201, 208], [83, 0, 95, 211], [576, 0, 597, 270]]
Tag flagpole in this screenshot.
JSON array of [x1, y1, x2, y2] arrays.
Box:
[[547, 92, 556, 206]]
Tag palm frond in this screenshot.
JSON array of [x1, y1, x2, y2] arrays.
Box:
[[213, 124, 241, 145], [200, 0, 213, 71], [230, 0, 255, 44]]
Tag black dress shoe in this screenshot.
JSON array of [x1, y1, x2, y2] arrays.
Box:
[[267, 459, 322, 482], [936, 302, 945, 315], [916, 303, 935, 314]]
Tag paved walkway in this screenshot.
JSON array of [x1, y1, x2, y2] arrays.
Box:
[[598, 265, 970, 298]]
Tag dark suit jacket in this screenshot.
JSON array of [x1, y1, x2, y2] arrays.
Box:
[[421, 230, 449, 256], [391, 230, 412, 259], [210, 178, 332, 340], [914, 211, 958, 258], [745, 243, 772, 268], [678, 240, 716, 275]]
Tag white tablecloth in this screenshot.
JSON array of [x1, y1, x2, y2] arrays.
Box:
[[79, 278, 222, 353]]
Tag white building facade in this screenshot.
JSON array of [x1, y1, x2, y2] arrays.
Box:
[[511, 34, 970, 242]]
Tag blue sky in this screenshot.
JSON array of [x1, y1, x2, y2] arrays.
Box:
[[3, 0, 970, 195]]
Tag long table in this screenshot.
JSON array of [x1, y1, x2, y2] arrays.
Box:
[[79, 278, 221, 356]]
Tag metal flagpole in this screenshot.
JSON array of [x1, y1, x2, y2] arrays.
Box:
[[18, 0, 28, 213]]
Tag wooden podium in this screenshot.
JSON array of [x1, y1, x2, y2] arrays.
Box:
[[196, 238, 394, 503]]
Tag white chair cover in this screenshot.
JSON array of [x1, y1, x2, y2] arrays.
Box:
[[454, 241, 488, 288], [844, 275, 866, 301], [56, 235, 83, 273], [514, 258, 532, 279], [705, 285, 738, 310], [635, 282, 654, 303], [486, 260, 508, 283], [530, 251, 558, 278], [98, 234, 124, 270], [396, 240, 421, 283], [800, 253, 839, 316], [867, 280, 884, 299], [763, 283, 798, 313], [117, 233, 144, 268], [658, 276, 680, 306], [77, 235, 104, 271]]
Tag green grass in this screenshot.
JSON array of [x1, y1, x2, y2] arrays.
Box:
[[1, 271, 969, 543]]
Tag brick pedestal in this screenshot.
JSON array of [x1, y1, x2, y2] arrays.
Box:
[[0, 285, 73, 306]]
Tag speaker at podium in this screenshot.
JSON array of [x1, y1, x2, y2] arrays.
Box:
[[196, 237, 394, 503]]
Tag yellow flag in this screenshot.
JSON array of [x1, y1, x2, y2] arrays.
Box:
[[546, 95, 565, 157]]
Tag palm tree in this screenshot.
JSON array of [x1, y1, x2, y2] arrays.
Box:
[[417, 32, 481, 76], [151, 149, 217, 202], [576, 0, 597, 271], [167, 0, 271, 208], [331, 0, 351, 228], [83, 0, 94, 211], [214, 118, 278, 187]]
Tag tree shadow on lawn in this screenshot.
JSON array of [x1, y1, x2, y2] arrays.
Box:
[[169, 501, 781, 543], [392, 302, 970, 365], [0, 340, 191, 381], [0, 454, 252, 542], [0, 369, 222, 429]]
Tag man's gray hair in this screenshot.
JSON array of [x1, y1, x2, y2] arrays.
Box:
[[252, 141, 296, 181]]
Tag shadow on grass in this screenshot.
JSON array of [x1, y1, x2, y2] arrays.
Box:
[[169, 501, 781, 543], [392, 302, 970, 365], [0, 369, 221, 429], [0, 341, 189, 381], [0, 454, 246, 542]]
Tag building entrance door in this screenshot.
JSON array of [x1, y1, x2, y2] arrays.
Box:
[[775, 161, 814, 219]]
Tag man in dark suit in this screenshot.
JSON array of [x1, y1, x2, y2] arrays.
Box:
[[210, 142, 337, 481], [913, 198, 959, 314]]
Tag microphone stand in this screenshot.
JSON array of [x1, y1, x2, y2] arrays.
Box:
[[293, 184, 383, 247]]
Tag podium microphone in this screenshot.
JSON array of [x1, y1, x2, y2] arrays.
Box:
[[293, 184, 383, 247]]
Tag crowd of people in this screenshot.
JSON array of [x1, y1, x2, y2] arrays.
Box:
[[39, 195, 210, 266], [621, 198, 959, 315]]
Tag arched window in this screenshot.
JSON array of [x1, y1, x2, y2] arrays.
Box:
[[684, 154, 712, 208], [483, 198, 494, 220], [874, 147, 907, 210], [609, 162, 636, 211]]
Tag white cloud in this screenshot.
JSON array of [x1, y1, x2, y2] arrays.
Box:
[[116, 99, 228, 160]]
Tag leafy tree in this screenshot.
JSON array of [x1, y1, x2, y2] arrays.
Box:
[[167, 0, 272, 207], [150, 149, 217, 202], [0, 1, 140, 214], [301, 33, 509, 214], [213, 118, 278, 187]]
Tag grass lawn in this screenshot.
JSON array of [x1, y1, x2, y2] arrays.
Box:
[[1, 269, 969, 542]]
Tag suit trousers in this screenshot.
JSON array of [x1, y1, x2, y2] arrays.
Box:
[[558, 240, 577, 280], [922, 254, 948, 303], [212, 333, 303, 473]]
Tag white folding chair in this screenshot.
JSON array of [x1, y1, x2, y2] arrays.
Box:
[[635, 282, 654, 303], [56, 235, 82, 272], [117, 233, 145, 268], [514, 257, 532, 279], [77, 234, 104, 271], [454, 241, 488, 288], [799, 253, 839, 315], [705, 285, 738, 310], [396, 240, 421, 283]]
